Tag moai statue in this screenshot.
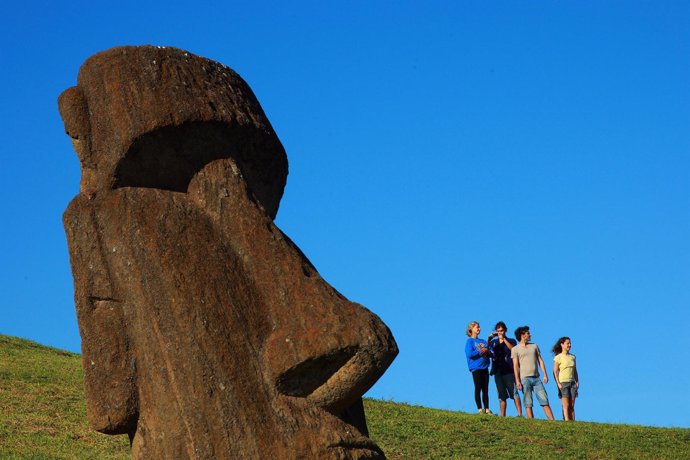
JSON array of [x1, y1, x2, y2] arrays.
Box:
[[58, 46, 398, 459]]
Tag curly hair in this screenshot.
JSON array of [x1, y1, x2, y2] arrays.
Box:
[[552, 336, 571, 355], [514, 326, 529, 341]]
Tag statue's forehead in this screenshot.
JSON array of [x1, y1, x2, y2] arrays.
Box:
[[60, 45, 288, 218]]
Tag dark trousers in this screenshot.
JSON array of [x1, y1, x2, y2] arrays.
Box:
[[472, 369, 490, 410]]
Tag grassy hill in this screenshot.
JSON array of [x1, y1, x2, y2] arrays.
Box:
[[1, 334, 688, 459]]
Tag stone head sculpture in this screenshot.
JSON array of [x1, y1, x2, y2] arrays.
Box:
[[59, 46, 397, 459]]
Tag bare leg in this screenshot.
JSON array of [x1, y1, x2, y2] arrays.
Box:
[[542, 405, 555, 420], [514, 397, 523, 417], [561, 397, 571, 421], [526, 407, 534, 419], [569, 398, 576, 421], [499, 400, 507, 416]]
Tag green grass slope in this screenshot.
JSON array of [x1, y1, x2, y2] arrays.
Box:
[[1, 334, 688, 459]]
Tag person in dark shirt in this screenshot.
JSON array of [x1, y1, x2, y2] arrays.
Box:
[[488, 321, 523, 417]]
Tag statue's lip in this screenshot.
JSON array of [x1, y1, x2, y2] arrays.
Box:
[[328, 437, 382, 456]]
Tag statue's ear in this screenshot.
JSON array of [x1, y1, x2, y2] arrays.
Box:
[[58, 86, 92, 166]]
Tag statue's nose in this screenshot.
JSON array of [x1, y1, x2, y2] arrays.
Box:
[[188, 158, 398, 415], [265, 294, 397, 415]]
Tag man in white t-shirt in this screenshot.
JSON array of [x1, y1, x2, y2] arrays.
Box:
[[511, 326, 554, 420]]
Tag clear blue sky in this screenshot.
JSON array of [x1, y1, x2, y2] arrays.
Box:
[[2, 1, 688, 429]]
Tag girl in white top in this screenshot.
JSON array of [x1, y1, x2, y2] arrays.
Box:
[[552, 337, 579, 421]]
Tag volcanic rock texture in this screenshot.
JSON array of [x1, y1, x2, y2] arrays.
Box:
[[59, 46, 398, 459]]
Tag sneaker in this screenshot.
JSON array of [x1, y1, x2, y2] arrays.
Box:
[[478, 409, 484, 414], [485, 409, 494, 415]]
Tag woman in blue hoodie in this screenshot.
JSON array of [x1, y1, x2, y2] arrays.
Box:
[[465, 321, 493, 414]]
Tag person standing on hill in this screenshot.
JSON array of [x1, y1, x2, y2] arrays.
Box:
[[465, 321, 493, 414], [511, 325, 554, 420], [552, 336, 579, 421], [487, 321, 523, 417]]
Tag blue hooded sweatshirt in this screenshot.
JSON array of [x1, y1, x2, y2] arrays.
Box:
[[465, 337, 491, 372]]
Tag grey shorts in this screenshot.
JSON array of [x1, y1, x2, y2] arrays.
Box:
[[558, 381, 579, 399], [494, 373, 518, 401]]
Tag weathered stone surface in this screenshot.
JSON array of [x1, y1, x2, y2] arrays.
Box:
[[59, 46, 397, 459], [58, 45, 287, 219]]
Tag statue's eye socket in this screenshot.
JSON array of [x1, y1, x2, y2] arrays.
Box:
[[112, 120, 285, 219], [114, 121, 240, 193]]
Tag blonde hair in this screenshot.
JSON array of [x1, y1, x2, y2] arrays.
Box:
[[466, 321, 479, 337]]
